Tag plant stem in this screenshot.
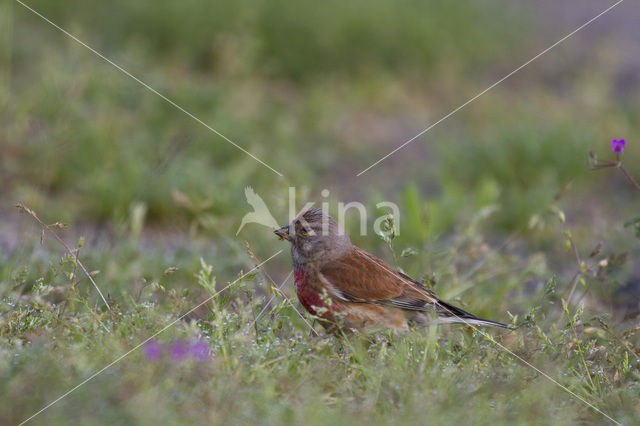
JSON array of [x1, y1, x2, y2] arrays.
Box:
[[15, 203, 111, 311], [618, 166, 640, 192]]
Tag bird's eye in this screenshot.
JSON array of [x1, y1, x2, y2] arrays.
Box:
[[296, 224, 313, 236], [294, 220, 314, 236]]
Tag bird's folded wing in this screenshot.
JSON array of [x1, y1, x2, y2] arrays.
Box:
[[321, 248, 511, 328], [319, 247, 438, 306]]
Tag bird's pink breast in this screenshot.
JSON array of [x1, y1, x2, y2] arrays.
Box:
[[293, 269, 331, 319]]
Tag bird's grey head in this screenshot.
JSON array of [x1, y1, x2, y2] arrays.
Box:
[[274, 209, 352, 267]]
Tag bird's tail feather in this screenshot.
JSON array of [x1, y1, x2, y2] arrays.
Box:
[[436, 300, 513, 330]]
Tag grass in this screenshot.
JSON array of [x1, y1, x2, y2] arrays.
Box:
[[2, 197, 639, 425], [2, 0, 640, 424]]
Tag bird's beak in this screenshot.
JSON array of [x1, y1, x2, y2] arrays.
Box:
[[274, 225, 291, 241]]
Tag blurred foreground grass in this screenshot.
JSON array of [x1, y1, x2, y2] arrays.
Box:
[[2, 204, 640, 424], [1, 0, 640, 424]]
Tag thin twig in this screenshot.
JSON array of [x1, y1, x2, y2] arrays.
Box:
[[562, 228, 586, 304], [618, 166, 640, 192], [566, 272, 581, 303], [246, 271, 293, 333], [246, 244, 319, 336], [565, 232, 582, 268], [70, 242, 81, 288], [15, 203, 111, 311], [588, 151, 640, 192]]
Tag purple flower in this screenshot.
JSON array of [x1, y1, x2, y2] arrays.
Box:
[[144, 340, 163, 362], [611, 139, 626, 154], [169, 340, 189, 362], [191, 340, 211, 361]]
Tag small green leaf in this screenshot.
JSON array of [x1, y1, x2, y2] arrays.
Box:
[[544, 276, 556, 295], [573, 304, 583, 323], [623, 351, 630, 374]]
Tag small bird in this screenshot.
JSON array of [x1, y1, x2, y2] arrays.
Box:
[[274, 209, 511, 332]]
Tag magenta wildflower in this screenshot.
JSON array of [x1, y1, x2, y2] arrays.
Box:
[[144, 340, 163, 362], [611, 139, 626, 154], [169, 340, 189, 362], [191, 340, 211, 360]]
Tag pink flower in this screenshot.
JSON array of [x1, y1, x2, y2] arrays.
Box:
[[611, 139, 626, 154], [144, 340, 163, 362], [169, 340, 189, 362], [191, 340, 211, 360]]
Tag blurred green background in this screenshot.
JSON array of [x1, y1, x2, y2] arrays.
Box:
[[2, 0, 640, 311], [1, 0, 640, 423], [2, 0, 638, 277]]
